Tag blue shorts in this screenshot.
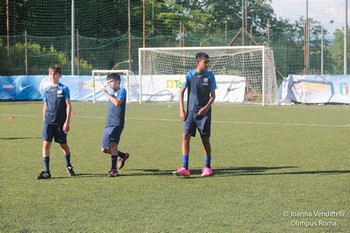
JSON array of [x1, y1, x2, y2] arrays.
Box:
[[183, 112, 211, 138], [101, 126, 124, 149], [42, 123, 67, 144]]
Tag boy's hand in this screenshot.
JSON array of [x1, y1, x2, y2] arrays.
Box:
[[198, 107, 208, 116], [63, 123, 70, 133], [180, 111, 187, 121]]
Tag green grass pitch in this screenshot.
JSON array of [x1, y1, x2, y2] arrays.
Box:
[[0, 101, 349, 232]]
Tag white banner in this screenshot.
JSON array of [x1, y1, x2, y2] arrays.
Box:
[[276, 75, 350, 104], [140, 75, 246, 103]]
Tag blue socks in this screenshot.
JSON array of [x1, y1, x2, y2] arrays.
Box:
[[204, 155, 211, 168], [182, 155, 211, 169], [182, 155, 189, 169], [43, 156, 50, 172]]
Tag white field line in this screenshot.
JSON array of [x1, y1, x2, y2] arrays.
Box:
[[1, 114, 349, 128]]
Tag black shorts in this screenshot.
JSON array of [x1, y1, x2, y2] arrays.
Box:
[[101, 126, 124, 149], [183, 112, 211, 138], [42, 123, 67, 144]]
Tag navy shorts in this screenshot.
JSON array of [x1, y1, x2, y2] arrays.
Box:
[[183, 112, 211, 138], [101, 126, 124, 149], [42, 123, 67, 144]]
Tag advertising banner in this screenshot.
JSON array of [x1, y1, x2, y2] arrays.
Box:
[[276, 75, 350, 104], [1, 74, 246, 103], [140, 75, 246, 103], [0, 75, 95, 101]]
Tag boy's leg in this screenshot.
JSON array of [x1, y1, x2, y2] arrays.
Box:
[[173, 133, 191, 177], [181, 133, 191, 169], [37, 141, 52, 179], [60, 143, 75, 176], [197, 114, 213, 177], [42, 141, 51, 172], [101, 127, 111, 154], [60, 143, 71, 166], [108, 141, 119, 177], [117, 150, 130, 169], [201, 137, 213, 177], [37, 123, 54, 179], [202, 137, 212, 167], [53, 124, 75, 176]]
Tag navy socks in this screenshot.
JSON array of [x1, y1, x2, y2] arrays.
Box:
[[111, 155, 118, 170], [43, 157, 50, 172], [65, 153, 71, 167]]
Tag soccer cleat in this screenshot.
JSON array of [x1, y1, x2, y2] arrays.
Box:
[[66, 166, 75, 176], [108, 169, 118, 177], [117, 152, 130, 169], [36, 171, 51, 180], [173, 167, 190, 177], [201, 167, 213, 177]]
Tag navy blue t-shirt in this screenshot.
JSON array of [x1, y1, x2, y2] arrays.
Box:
[[105, 87, 127, 127], [182, 70, 217, 113], [43, 83, 70, 125]]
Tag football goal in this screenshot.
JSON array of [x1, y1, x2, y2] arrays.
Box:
[[91, 69, 139, 103], [138, 46, 278, 105]]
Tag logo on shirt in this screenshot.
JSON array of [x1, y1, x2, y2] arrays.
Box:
[[203, 77, 209, 86], [57, 89, 63, 97]]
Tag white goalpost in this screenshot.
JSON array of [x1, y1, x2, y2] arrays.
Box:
[[91, 69, 139, 103], [138, 46, 278, 105]]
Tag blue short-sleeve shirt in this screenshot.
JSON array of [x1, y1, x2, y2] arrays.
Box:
[[182, 69, 217, 113], [43, 83, 70, 125], [105, 87, 127, 127]]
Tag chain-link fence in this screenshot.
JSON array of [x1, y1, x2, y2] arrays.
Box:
[[1, 0, 348, 81]]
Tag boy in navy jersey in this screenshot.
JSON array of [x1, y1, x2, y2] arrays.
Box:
[[100, 73, 129, 177], [37, 65, 75, 179], [174, 52, 217, 177]]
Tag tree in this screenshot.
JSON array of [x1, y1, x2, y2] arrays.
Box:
[[328, 28, 350, 74]]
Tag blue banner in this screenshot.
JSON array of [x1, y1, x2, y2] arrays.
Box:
[[0, 75, 98, 101]]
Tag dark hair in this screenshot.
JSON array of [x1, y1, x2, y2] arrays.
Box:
[[106, 73, 121, 81], [48, 64, 62, 75], [195, 52, 209, 60]]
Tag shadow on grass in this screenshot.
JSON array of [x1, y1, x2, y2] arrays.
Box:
[[47, 166, 350, 179], [49, 173, 109, 179], [129, 166, 350, 178], [212, 166, 350, 177], [0, 136, 41, 140]]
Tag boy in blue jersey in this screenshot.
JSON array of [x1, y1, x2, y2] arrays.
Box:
[[173, 52, 217, 177], [37, 65, 75, 179], [100, 73, 130, 177]]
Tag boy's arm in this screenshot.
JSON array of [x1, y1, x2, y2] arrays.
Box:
[[42, 103, 47, 122], [102, 90, 123, 107], [63, 99, 71, 133], [198, 90, 216, 116], [179, 87, 187, 121]]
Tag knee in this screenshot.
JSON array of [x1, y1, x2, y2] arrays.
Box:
[[183, 133, 191, 141]]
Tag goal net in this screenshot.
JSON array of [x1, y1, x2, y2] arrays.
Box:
[[138, 46, 278, 105], [92, 70, 139, 103]]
